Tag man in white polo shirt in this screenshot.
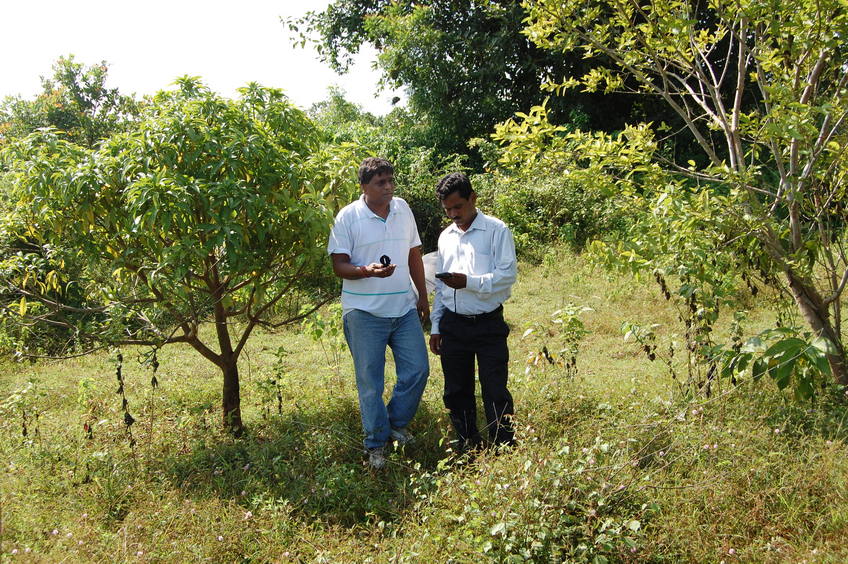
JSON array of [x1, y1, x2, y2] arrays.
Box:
[[328, 157, 430, 469], [429, 172, 517, 453]]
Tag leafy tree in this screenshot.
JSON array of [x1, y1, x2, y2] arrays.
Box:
[[505, 0, 848, 386], [0, 57, 140, 355], [310, 88, 465, 252], [0, 55, 140, 148], [1, 79, 358, 433], [290, 0, 624, 160]]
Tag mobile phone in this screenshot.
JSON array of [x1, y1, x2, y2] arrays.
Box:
[[435, 272, 452, 279]]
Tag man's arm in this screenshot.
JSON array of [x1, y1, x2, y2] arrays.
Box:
[[331, 253, 396, 280], [408, 246, 429, 323], [429, 251, 445, 354]]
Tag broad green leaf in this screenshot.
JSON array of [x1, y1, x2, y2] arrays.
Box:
[[771, 358, 794, 390], [763, 337, 807, 360], [794, 377, 814, 401], [804, 348, 832, 377], [811, 336, 838, 356], [752, 358, 767, 380]]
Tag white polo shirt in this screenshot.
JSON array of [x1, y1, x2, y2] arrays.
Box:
[[328, 195, 421, 318]]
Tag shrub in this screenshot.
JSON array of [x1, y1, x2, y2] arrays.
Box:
[[473, 172, 627, 259]]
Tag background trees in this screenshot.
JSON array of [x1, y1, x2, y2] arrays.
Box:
[[0, 56, 140, 148], [504, 0, 848, 386], [1, 79, 358, 432], [291, 0, 629, 161]]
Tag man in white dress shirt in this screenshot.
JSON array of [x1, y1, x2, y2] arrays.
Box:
[[429, 172, 517, 451]]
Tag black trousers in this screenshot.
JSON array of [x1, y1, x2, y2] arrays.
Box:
[[439, 307, 515, 445]]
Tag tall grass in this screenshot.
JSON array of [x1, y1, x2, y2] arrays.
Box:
[[1, 250, 847, 562]]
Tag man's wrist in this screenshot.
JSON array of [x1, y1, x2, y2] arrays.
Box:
[[359, 265, 370, 278]]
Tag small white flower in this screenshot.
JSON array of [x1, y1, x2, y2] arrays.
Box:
[[728, 548, 736, 555], [51, 529, 59, 535], [66, 532, 73, 538], [240, 490, 247, 496], [243, 463, 250, 471], [137, 550, 144, 556], [244, 511, 253, 520], [217, 535, 224, 542], [11, 549, 18, 555]]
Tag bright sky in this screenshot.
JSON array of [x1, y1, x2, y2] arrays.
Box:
[[1, 0, 402, 115]]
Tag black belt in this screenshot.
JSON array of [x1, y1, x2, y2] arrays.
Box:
[[447, 305, 503, 321]]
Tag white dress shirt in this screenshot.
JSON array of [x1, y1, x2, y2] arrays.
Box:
[[430, 210, 517, 334]]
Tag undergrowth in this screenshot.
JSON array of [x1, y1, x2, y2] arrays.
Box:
[[1, 250, 847, 562]]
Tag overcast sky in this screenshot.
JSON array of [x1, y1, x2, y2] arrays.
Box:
[[1, 0, 402, 115]]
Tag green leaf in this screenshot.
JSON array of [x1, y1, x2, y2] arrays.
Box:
[[794, 377, 814, 401], [771, 358, 794, 390], [752, 358, 767, 380], [763, 337, 807, 359], [804, 348, 832, 377], [811, 336, 838, 356], [740, 336, 764, 353]]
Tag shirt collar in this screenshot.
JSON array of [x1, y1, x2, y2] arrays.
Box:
[[358, 194, 395, 219], [446, 208, 486, 234]]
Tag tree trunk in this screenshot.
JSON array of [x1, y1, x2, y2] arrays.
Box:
[[221, 358, 244, 436], [786, 270, 848, 385]]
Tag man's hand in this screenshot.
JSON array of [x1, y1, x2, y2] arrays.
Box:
[[416, 295, 430, 324], [429, 334, 442, 355], [442, 272, 467, 289], [363, 262, 396, 278]]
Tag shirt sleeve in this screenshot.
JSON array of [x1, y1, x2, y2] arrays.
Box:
[[405, 200, 422, 249], [430, 251, 446, 334], [327, 210, 352, 256], [464, 225, 517, 295]]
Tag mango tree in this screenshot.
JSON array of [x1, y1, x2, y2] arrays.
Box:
[[506, 0, 848, 386], [1, 79, 359, 433]]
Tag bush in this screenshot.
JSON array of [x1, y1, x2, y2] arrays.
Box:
[[473, 172, 628, 259], [395, 148, 466, 254]]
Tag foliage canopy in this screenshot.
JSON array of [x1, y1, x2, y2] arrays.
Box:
[[1, 79, 358, 431], [501, 0, 848, 387]]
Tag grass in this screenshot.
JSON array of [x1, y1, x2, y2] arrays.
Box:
[[2, 249, 848, 562]]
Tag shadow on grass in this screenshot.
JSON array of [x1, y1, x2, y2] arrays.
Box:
[[164, 398, 451, 527]]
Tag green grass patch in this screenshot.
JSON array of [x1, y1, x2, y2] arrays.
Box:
[[2, 249, 847, 562]]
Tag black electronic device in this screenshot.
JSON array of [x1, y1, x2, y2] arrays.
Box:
[[435, 272, 452, 279], [380, 255, 391, 267]]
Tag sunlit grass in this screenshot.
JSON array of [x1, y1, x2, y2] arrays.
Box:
[[2, 247, 848, 562]]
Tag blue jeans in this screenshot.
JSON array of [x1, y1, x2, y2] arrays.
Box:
[[343, 308, 429, 449]]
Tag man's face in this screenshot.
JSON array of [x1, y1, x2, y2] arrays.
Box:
[[442, 191, 477, 231], [361, 171, 395, 208]]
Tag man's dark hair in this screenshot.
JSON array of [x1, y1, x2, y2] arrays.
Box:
[[359, 157, 394, 185], [435, 172, 473, 201]]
